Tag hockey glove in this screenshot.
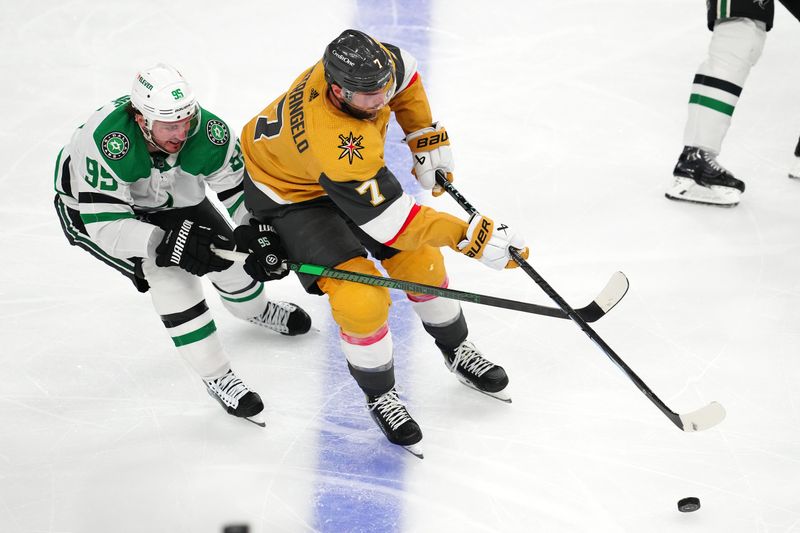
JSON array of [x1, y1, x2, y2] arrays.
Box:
[[155, 219, 234, 276], [404, 122, 453, 197], [457, 214, 529, 270], [233, 221, 289, 282]]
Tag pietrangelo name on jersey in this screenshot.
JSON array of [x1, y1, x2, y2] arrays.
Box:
[[287, 70, 312, 153]]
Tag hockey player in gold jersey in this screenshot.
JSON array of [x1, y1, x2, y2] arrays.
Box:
[[240, 29, 528, 457]]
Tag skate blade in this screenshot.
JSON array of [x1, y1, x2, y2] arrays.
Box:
[[665, 177, 740, 207], [206, 388, 266, 427], [456, 376, 512, 403], [402, 443, 424, 459], [789, 159, 800, 179], [244, 413, 266, 428]]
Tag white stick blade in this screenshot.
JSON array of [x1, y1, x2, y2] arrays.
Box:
[[211, 246, 248, 262], [679, 401, 726, 432], [595, 271, 630, 313]]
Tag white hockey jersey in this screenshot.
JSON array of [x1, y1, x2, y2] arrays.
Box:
[[54, 95, 247, 259]]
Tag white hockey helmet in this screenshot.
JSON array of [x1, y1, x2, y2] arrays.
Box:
[[130, 63, 198, 125]]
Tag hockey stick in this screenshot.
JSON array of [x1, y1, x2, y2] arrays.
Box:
[[434, 171, 725, 432], [211, 247, 626, 322]]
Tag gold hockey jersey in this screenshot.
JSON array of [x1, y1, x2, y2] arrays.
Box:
[[240, 45, 467, 252]]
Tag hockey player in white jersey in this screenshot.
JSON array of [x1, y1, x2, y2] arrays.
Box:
[[53, 63, 312, 427], [666, 0, 800, 207]]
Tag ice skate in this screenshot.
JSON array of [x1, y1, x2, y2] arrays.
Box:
[[366, 388, 424, 459], [248, 300, 311, 336], [665, 146, 744, 207], [789, 158, 800, 180], [440, 340, 511, 403], [790, 138, 800, 179], [205, 369, 265, 427]]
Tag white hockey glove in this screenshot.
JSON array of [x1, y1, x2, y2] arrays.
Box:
[[457, 214, 529, 270], [404, 122, 453, 197]]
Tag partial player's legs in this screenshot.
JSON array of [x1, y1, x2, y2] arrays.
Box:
[[319, 256, 424, 458], [667, 15, 767, 207], [264, 201, 423, 455], [141, 258, 265, 426], [55, 195, 294, 426], [789, 136, 800, 179], [381, 246, 510, 402], [209, 266, 311, 336]]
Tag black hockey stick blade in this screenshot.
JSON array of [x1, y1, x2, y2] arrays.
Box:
[[575, 271, 629, 322]]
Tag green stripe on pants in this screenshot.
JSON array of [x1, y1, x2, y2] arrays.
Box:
[[219, 282, 264, 303], [689, 93, 735, 116], [172, 321, 217, 347]]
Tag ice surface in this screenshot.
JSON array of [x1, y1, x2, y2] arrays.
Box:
[[2, 1, 800, 532]]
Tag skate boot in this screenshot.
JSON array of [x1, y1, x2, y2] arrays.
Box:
[[789, 137, 800, 179], [205, 369, 265, 427], [366, 388, 424, 459], [439, 340, 511, 403], [666, 146, 745, 207], [789, 158, 800, 180], [248, 300, 311, 336]]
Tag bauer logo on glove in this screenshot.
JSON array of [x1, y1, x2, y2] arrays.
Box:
[[404, 122, 454, 196], [462, 217, 492, 258], [411, 129, 448, 150], [458, 214, 529, 270]]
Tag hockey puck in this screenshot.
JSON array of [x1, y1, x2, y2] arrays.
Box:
[[222, 526, 249, 533], [677, 497, 701, 512]]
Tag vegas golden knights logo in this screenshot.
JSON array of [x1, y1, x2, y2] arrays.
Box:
[[337, 132, 365, 164]]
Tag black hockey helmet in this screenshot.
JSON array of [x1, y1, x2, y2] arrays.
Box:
[[323, 29, 395, 94]]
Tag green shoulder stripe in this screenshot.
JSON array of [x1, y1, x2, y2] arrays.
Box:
[[177, 107, 231, 176], [92, 98, 152, 183]]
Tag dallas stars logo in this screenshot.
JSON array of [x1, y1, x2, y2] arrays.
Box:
[[337, 131, 364, 164], [206, 119, 229, 146], [101, 132, 130, 160]]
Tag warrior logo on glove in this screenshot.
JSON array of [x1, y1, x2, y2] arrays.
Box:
[[169, 220, 193, 265], [155, 218, 234, 276], [257, 236, 280, 266]]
